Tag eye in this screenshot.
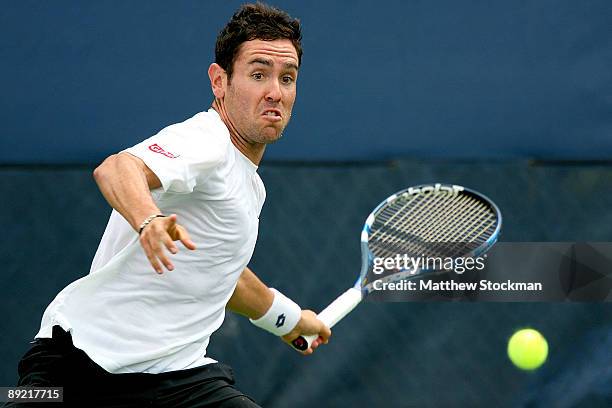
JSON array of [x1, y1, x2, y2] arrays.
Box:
[[282, 75, 295, 84], [252, 73, 263, 80]]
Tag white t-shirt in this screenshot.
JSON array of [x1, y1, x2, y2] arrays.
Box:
[[36, 109, 266, 374]]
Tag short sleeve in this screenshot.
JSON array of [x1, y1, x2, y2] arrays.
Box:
[[124, 113, 229, 194]]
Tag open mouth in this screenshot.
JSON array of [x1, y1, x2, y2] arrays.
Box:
[[262, 109, 281, 119]]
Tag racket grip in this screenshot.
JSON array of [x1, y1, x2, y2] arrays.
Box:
[[291, 287, 362, 351]]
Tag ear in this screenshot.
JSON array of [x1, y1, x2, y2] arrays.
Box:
[[208, 63, 227, 99]]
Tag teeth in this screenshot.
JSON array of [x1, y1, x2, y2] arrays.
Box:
[[264, 111, 278, 116]]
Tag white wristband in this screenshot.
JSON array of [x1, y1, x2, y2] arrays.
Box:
[[249, 288, 302, 336]]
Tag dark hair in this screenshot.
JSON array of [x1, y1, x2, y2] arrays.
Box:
[[215, 2, 302, 79]]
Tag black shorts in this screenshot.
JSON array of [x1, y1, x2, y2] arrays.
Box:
[[5, 326, 261, 408]]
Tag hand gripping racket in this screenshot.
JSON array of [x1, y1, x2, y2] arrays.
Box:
[[291, 183, 502, 351]]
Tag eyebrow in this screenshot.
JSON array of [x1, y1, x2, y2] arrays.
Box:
[[249, 58, 299, 71]]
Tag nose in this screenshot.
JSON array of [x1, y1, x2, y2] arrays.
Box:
[[265, 79, 282, 102]]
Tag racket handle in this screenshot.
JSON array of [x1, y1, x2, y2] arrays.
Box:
[[291, 287, 362, 351]]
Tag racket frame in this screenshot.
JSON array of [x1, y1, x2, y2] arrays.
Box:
[[290, 183, 502, 351]]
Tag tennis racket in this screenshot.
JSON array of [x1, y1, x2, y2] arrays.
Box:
[[291, 183, 502, 351]]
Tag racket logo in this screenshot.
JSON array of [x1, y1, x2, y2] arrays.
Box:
[[406, 183, 463, 197]]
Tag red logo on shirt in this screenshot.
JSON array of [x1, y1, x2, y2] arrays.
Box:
[[148, 144, 179, 159]]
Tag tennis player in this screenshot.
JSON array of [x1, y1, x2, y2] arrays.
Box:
[[7, 3, 330, 407]]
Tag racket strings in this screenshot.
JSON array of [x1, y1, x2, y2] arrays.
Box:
[[392, 194, 475, 242], [375, 193, 475, 246], [374, 192, 424, 226], [416, 201, 497, 257], [373, 194, 471, 258], [370, 193, 456, 254], [368, 192, 498, 261], [372, 192, 456, 244], [427, 198, 495, 242], [375, 194, 495, 242], [372, 234, 475, 260]]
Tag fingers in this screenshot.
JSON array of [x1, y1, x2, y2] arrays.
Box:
[[305, 331, 330, 354], [318, 322, 332, 344], [305, 310, 331, 344], [301, 348, 314, 356], [151, 238, 174, 272], [176, 225, 197, 250], [162, 234, 178, 255], [300, 337, 323, 356], [139, 214, 195, 273], [139, 234, 164, 274], [287, 310, 332, 355], [167, 215, 196, 250], [140, 230, 174, 273]]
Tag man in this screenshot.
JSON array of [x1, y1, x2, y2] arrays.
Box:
[[8, 3, 330, 407]]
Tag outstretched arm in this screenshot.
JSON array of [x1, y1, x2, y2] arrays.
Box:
[[226, 267, 274, 319], [227, 267, 331, 354], [93, 152, 195, 273]]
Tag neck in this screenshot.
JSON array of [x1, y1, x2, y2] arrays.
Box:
[[211, 99, 265, 165]]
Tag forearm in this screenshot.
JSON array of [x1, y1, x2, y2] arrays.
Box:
[[93, 153, 161, 231], [227, 267, 274, 319]]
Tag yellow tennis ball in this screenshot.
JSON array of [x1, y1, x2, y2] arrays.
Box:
[[507, 328, 548, 370]]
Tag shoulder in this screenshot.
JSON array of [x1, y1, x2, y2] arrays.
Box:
[[157, 109, 231, 166]]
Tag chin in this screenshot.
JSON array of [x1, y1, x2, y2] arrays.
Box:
[[261, 135, 283, 144], [258, 129, 284, 144]]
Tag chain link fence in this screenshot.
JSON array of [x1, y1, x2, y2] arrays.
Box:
[[2, 160, 611, 407]]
